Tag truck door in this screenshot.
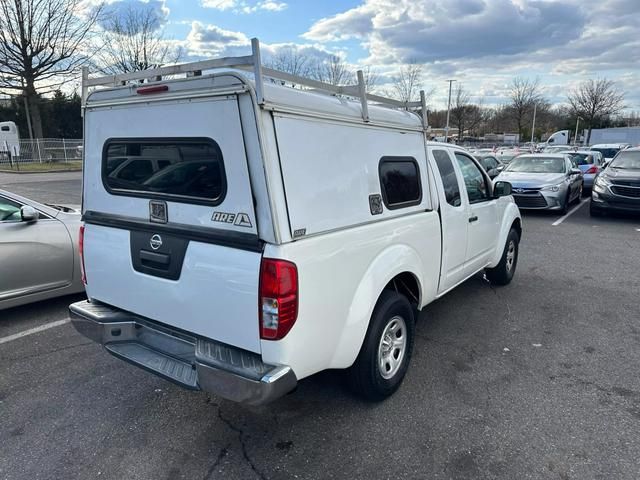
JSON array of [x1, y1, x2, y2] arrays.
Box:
[[451, 151, 498, 277], [430, 148, 468, 292]]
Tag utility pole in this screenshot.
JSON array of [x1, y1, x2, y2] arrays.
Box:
[[444, 79, 456, 142], [530, 102, 537, 145], [574, 117, 580, 145]]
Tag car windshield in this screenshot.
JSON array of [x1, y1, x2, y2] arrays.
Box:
[[609, 151, 640, 169], [505, 157, 565, 173], [591, 148, 619, 159], [566, 153, 593, 165]]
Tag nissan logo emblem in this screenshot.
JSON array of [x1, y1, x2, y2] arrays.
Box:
[[150, 234, 162, 250]]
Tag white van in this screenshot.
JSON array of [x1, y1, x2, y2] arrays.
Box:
[[70, 40, 522, 404], [0, 121, 20, 159]]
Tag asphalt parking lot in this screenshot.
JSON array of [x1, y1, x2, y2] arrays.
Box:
[[1, 172, 640, 480]]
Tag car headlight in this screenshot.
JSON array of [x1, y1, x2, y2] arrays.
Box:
[[595, 176, 611, 187], [541, 183, 563, 192]]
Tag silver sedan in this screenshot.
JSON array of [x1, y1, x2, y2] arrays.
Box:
[[495, 154, 584, 214], [0, 189, 84, 310]]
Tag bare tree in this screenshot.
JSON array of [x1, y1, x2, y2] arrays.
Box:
[[451, 84, 470, 138], [266, 48, 312, 78], [508, 77, 543, 141], [96, 5, 182, 75], [0, 0, 101, 138], [391, 63, 424, 104], [313, 55, 353, 86], [567, 78, 625, 144], [360, 66, 379, 93]]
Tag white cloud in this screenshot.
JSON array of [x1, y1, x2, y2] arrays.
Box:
[[201, 0, 287, 14], [200, 0, 237, 10]]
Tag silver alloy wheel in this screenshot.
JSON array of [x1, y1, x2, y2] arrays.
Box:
[[377, 315, 407, 380], [506, 240, 516, 272]]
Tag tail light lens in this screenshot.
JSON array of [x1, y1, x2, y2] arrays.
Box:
[[259, 258, 298, 340], [79, 224, 87, 285], [585, 165, 598, 174]]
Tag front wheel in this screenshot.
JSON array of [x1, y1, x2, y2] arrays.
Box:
[[560, 191, 570, 215], [348, 290, 415, 401], [485, 228, 520, 286]]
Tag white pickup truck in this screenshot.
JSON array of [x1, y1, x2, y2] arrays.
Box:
[[70, 40, 521, 404]]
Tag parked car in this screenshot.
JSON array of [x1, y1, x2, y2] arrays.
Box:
[[590, 143, 631, 166], [69, 44, 521, 405], [496, 154, 583, 214], [543, 144, 578, 153], [0, 189, 83, 310], [474, 153, 505, 179], [560, 150, 603, 192], [495, 148, 521, 164], [590, 147, 640, 216]]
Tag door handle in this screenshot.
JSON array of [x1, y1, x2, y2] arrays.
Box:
[[469, 215, 478, 223], [140, 249, 170, 267]]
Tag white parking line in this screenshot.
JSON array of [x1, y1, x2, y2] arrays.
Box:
[[552, 201, 587, 226], [0, 318, 70, 345]]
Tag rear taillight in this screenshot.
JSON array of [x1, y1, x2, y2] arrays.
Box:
[[259, 258, 298, 340], [79, 224, 87, 285], [585, 165, 598, 174]]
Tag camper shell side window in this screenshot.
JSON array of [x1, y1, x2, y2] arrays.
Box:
[[378, 156, 422, 210]]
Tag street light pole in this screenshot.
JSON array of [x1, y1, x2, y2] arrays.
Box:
[[530, 102, 537, 145], [574, 117, 580, 145], [444, 79, 456, 142]]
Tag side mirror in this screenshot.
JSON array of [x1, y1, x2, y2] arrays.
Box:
[[493, 181, 512, 198], [570, 168, 582, 175], [20, 205, 38, 222]]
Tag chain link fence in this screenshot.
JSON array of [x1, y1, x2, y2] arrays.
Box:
[[0, 139, 82, 167]]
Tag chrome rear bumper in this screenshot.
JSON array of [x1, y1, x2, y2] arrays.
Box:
[[69, 300, 296, 405]]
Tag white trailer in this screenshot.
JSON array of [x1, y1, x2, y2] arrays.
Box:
[[587, 127, 640, 147], [0, 121, 20, 159]]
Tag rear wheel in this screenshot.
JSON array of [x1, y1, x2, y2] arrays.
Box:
[[348, 290, 415, 401], [485, 228, 519, 286], [574, 184, 583, 204]]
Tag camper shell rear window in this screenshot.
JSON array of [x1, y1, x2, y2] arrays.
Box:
[[102, 138, 226, 205]]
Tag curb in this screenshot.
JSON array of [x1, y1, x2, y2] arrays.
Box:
[[0, 168, 82, 174]]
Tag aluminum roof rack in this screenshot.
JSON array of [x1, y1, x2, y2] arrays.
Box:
[[81, 38, 428, 129]]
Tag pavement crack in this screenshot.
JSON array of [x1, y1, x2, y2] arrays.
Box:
[[217, 406, 268, 480], [1, 341, 93, 362], [204, 443, 230, 480]]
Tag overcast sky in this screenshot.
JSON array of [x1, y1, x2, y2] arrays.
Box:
[[92, 0, 640, 111]]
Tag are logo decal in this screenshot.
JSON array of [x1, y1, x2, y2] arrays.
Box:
[[211, 211, 253, 228]]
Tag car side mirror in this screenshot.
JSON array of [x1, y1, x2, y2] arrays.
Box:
[[493, 181, 512, 198], [570, 168, 581, 175], [20, 205, 38, 222]]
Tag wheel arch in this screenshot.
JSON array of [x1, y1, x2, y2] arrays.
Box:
[[329, 244, 424, 369], [488, 203, 522, 268]]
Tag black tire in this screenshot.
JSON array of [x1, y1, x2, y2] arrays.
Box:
[[589, 201, 602, 217], [348, 290, 415, 401], [560, 191, 570, 215], [485, 228, 519, 286], [573, 184, 583, 204]]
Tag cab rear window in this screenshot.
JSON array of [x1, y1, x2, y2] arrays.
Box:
[[102, 138, 226, 205]]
